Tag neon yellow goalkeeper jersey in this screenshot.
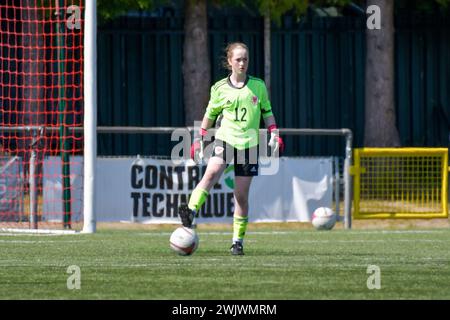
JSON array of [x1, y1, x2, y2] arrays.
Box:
[[205, 76, 273, 150]]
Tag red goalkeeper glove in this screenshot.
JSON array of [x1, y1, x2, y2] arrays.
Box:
[[190, 128, 207, 161], [268, 125, 284, 155]]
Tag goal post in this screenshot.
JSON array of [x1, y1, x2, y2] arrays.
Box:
[[0, 0, 96, 233], [351, 148, 449, 219], [82, 0, 97, 234]]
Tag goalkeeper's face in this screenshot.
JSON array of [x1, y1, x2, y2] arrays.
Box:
[[228, 47, 248, 76]]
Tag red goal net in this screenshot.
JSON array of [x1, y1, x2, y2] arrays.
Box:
[[0, 0, 84, 230]]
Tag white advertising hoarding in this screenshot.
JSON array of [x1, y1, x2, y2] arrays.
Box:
[[0, 156, 24, 221], [43, 156, 333, 223]]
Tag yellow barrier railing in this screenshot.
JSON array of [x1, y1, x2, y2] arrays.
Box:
[[351, 148, 448, 219]]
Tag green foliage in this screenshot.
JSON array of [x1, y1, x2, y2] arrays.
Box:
[[97, 0, 168, 20], [215, 0, 308, 22], [216, 0, 353, 23], [253, 0, 309, 20], [351, 0, 450, 13], [436, 0, 450, 7], [310, 0, 351, 8], [96, 0, 450, 22]]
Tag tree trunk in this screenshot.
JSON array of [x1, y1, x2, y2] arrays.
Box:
[[21, 0, 45, 129], [20, 0, 45, 183], [182, 0, 210, 126], [364, 0, 401, 147]]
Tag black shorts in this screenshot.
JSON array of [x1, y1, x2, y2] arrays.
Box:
[[212, 139, 259, 176]]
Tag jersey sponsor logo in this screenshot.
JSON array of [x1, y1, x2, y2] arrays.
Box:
[[215, 146, 224, 155], [251, 96, 258, 106]]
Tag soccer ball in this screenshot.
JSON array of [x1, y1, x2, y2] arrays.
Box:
[[311, 207, 337, 230], [169, 227, 199, 256]]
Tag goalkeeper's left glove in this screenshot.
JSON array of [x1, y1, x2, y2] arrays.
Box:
[[268, 124, 285, 155]]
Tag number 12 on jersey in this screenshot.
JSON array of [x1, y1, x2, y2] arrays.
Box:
[[234, 107, 247, 122]]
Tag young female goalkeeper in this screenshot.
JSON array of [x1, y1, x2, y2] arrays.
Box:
[[179, 42, 284, 255]]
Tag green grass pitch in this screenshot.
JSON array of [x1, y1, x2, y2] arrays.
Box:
[[1, 222, 450, 300]]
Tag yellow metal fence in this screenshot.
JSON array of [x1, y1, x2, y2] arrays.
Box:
[[351, 148, 448, 219]]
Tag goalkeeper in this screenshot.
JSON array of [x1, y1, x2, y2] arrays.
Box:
[[179, 42, 284, 255]]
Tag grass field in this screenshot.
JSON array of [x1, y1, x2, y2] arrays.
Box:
[[1, 220, 450, 300]]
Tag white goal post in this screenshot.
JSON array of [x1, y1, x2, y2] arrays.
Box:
[[82, 0, 97, 234]]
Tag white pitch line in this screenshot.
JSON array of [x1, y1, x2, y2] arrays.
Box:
[[0, 232, 63, 237], [298, 239, 450, 243], [0, 239, 86, 244], [136, 229, 447, 237], [137, 231, 299, 237], [347, 230, 447, 234], [0, 228, 79, 235]]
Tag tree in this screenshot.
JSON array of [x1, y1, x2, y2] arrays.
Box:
[[182, 0, 210, 126], [20, 0, 46, 183], [364, 0, 401, 147], [363, 0, 450, 147]]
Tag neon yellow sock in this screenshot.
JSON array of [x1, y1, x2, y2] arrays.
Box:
[[188, 187, 209, 212], [233, 215, 249, 243]]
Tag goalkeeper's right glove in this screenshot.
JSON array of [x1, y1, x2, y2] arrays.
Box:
[[190, 128, 207, 162], [268, 124, 285, 155]]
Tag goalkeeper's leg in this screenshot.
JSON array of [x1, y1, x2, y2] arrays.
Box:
[[179, 158, 227, 228], [230, 175, 253, 255]]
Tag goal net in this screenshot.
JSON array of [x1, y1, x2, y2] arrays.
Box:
[[0, 0, 93, 232]]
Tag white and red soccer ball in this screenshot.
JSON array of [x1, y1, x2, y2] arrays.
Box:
[[311, 207, 337, 230], [170, 227, 199, 256]]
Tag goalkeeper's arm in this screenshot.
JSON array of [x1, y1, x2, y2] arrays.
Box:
[[200, 116, 215, 133]]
